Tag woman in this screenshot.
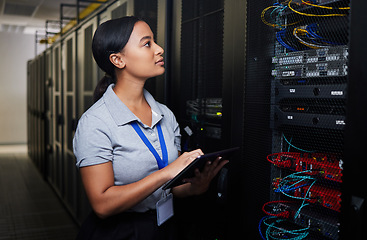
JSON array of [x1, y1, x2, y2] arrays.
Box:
[[73, 16, 228, 240]]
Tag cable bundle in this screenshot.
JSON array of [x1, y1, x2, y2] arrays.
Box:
[[259, 171, 316, 239], [259, 216, 310, 240], [288, 0, 349, 17], [261, 0, 350, 51]]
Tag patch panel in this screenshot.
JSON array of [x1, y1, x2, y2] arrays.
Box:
[[293, 204, 340, 240], [275, 202, 339, 239], [261, 201, 340, 239], [272, 177, 341, 212], [273, 46, 348, 66], [306, 185, 341, 212], [305, 46, 348, 64], [267, 152, 343, 183], [273, 61, 348, 79]]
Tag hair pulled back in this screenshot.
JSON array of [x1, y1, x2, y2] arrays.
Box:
[[92, 16, 141, 102]]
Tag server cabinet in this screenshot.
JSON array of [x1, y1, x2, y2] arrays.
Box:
[[340, 0, 367, 237], [237, 0, 365, 239], [173, 0, 225, 153], [51, 43, 64, 197], [168, 0, 366, 239], [170, 0, 233, 239], [27, 54, 47, 178], [62, 32, 79, 215], [77, 17, 98, 115], [45, 49, 54, 185], [38, 53, 47, 178], [27, 60, 31, 160], [75, 16, 99, 223]]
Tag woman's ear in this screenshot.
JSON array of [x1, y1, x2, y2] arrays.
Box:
[[109, 52, 126, 69]]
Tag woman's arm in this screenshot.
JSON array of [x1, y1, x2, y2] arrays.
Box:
[[80, 149, 203, 219]]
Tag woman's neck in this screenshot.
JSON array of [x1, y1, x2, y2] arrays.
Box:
[[113, 76, 146, 106], [113, 76, 152, 126]]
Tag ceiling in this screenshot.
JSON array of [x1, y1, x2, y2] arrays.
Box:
[[0, 0, 78, 35]]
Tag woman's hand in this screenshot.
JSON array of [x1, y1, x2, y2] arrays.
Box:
[[162, 149, 204, 180], [178, 157, 229, 196]]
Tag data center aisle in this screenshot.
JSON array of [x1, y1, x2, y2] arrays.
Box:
[[0, 148, 79, 240]]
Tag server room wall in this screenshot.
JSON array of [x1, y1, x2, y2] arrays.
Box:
[[0, 31, 34, 144]]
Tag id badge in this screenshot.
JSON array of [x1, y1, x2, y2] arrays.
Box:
[[156, 193, 174, 226]]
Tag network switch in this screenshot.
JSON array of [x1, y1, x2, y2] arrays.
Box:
[[273, 46, 348, 66], [272, 105, 345, 130], [274, 83, 347, 103], [273, 61, 348, 79]]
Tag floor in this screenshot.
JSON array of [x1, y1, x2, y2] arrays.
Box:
[[0, 146, 79, 240]]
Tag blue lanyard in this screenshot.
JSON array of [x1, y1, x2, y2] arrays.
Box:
[[131, 121, 168, 169]]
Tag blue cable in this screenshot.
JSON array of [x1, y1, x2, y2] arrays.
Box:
[[276, 30, 298, 52], [274, 183, 309, 193], [259, 216, 271, 240], [306, 23, 343, 46], [287, 137, 292, 152], [282, 134, 314, 153], [275, 171, 318, 221], [277, 171, 316, 200], [262, 216, 310, 240]]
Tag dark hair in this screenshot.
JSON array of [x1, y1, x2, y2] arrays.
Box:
[[92, 16, 141, 102]]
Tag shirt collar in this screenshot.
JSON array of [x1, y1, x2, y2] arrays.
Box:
[[103, 84, 163, 127]]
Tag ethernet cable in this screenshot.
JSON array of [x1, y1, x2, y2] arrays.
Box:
[[288, 0, 348, 17], [301, 0, 350, 10]]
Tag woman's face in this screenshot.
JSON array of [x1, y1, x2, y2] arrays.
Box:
[[119, 21, 165, 80]]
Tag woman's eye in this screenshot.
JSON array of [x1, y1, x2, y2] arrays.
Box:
[[144, 41, 151, 47]]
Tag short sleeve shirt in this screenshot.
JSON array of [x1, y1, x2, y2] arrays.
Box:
[[73, 84, 181, 212]]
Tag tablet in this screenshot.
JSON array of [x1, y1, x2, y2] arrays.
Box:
[[162, 147, 239, 190]]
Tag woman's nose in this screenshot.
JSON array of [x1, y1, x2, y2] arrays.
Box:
[[155, 43, 164, 55]]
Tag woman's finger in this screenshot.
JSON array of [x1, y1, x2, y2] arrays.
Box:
[[211, 159, 229, 176], [201, 156, 221, 174]]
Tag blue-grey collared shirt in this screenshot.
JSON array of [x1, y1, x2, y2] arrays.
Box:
[[73, 84, 181, 212]]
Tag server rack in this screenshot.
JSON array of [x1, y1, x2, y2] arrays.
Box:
[[338, 1, 367, 239], [27, 53, 47, 178], [169, 0, 244, 239], [62, 31, 78, 217], [170, 0, 366, 239], [170, 0, 226, 154], [77, 16, 98, 116], [239, 0, 366, 239], [45, 48, 54, 187], [52, 42, 64, 198]]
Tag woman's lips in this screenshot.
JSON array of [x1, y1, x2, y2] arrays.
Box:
[[156, 58, 164, 65]]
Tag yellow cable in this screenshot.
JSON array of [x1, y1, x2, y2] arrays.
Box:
[[261, 6, 279, 28], [288, 0, 347, 17], [301, 0, 350, 10]]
